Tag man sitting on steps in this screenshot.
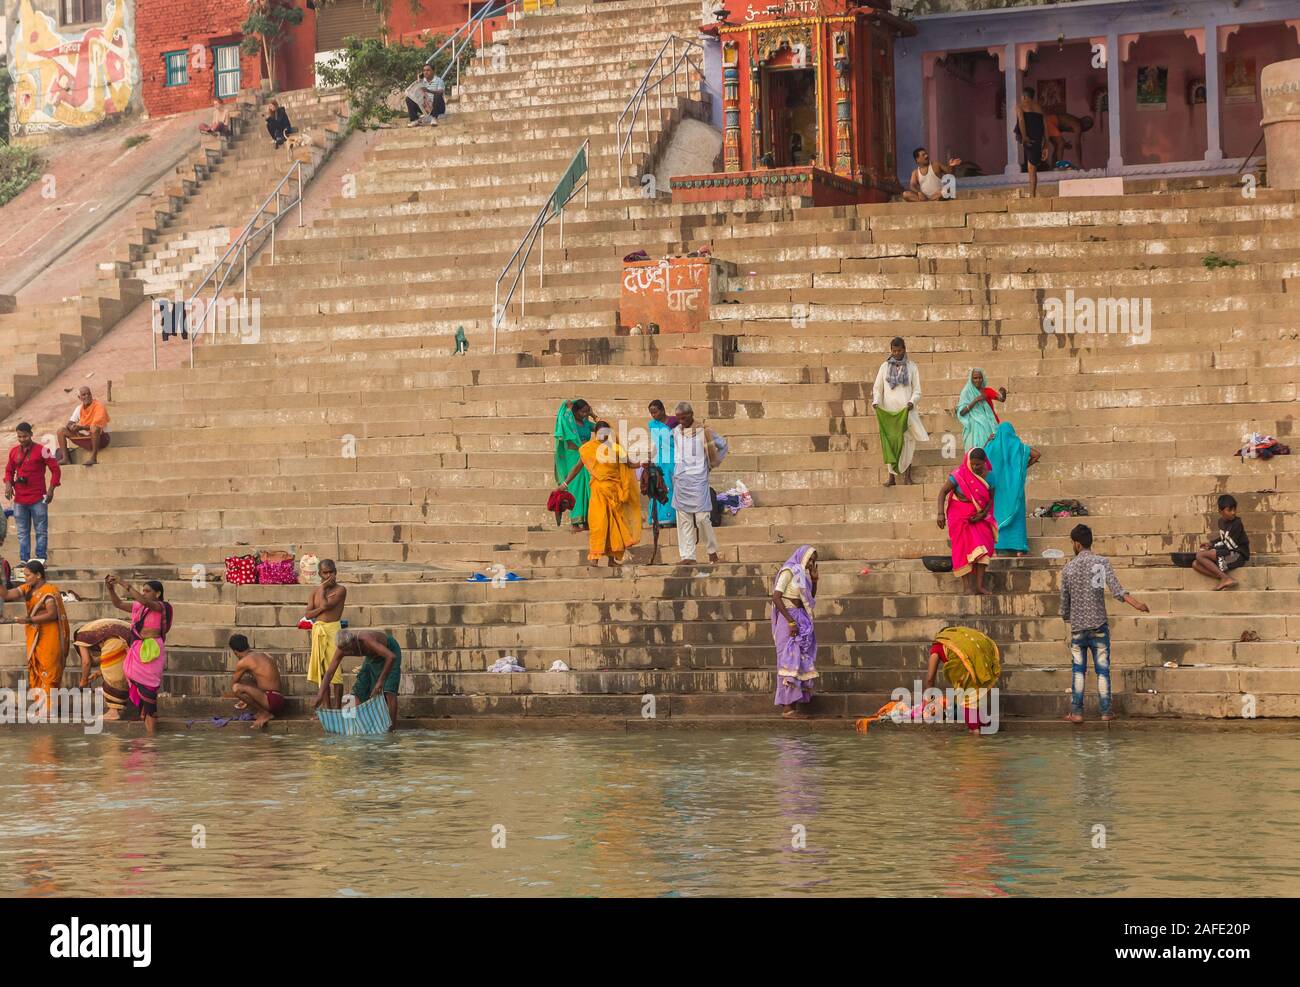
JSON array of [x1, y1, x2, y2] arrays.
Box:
[[57, 386, 110, 467], [228, 634, 287, 730]]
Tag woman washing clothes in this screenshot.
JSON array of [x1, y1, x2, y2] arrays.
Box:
[[554, 399, 596, 532]]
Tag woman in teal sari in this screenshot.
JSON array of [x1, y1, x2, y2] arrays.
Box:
[[956, 368, 1005, 453], [984, 421, 1041, 555], [645, 400, 677, 526], [554, 399, 595, 530]]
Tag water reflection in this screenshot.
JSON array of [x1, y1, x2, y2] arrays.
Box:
[[0, 728, 1297, 897]]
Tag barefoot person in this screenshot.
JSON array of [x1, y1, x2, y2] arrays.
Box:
[[1014, 88, 1048, 197], [1, 560, 70, 707], [922, 626, 1001, 732], [1191, 494, 1250, 591], [57, 387, 110, 467], [902, 147, 962, 202], [228, 634, 286, 729], [304, 559, 346, 709], [556, 421, 645, 567], [771, 546, 818, 719], [938, 448, 997, 595], [1060, 524, 1150, 723], [75, 617, 134, 719], [872, 337, 927, 486], [315, 629, 401, 731], [107, 575, 172, 735], [670, 402, 724, 565]]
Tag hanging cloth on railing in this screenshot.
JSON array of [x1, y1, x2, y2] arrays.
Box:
[[551, 144, 587, 217]]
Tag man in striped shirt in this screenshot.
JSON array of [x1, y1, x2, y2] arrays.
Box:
[[1059, 524, 1149, 722]]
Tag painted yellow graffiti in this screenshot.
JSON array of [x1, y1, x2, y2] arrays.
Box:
[[10, 0, 137, 131]]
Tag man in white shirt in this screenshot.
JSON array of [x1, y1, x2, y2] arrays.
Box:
[[670, 402, 723, 564], [405, 64, 444, 128], [871, 336, 928, 485], [902, 147, 961, 203]]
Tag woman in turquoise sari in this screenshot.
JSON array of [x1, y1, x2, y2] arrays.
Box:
[[645, 400, 677, 526], [554, 399, 595, 530], [984, 421, 1041, 555], [956, 368, 1005, 453]]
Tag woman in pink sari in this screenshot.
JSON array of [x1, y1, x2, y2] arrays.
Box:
[[107, 575, 172, 735], [936, 447, 997, 595]]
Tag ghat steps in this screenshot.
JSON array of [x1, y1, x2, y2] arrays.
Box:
[[3, 0, 1297, 722]]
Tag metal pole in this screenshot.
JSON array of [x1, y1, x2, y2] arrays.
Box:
[[152, 299, 158, 370], [541, 223, 546, 287], [493, 281, 499, 355], [271, 218, 276, 264], [671, 37, 678, 99], [617, 119, 623, 186], [242, 241, 248, 308], [297, 163, 303, 226]]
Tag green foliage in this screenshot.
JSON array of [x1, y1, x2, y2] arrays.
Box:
[[124, 134, 151, 150], [0, 145, 44, 207], [1, 68, 13, 144], [316, 34, 471, 131], [241, 0, 307, 83], [1202, 254, 1241, 269]]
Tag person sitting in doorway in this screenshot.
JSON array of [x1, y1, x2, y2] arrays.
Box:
[[199, 99, 231, 138], [57, 386, 110, 467], [903, 147, 962, 202], [265, 100, 296, 148]]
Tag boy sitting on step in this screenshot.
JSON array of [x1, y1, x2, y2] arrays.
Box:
[[1191, 494, 1250, 591]]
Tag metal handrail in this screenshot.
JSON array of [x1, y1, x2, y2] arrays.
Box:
[[615, 34, 706, 190], [151, 156, 305, 370], [491, 138, 590, 353], [425, 1, 520, 93]]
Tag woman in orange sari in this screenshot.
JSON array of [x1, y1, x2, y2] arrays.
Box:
[[557, 421, 645, 566], [2, 561, 70, 703]]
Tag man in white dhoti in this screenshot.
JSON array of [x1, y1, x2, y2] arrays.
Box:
[[871, 336, 928, 486], [671, 402, 723, 564]]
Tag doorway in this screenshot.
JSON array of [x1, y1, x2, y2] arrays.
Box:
[[763, 67, 818, 168]]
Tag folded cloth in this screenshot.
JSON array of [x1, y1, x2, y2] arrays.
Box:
[[298, 616, 314, 630], [623, 249, 650, 262], [488, 657, 526, 673], [547, 660, 570, 672]]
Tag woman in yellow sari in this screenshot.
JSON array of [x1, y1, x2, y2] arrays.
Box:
[[2, 561, 70, 703], [557, 421, 645, 566]]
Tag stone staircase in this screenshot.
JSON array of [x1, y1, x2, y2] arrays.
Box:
[[4, 0, 1298, 724]]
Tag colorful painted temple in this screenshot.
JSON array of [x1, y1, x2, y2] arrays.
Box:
[[673, 0, 915, 205], [672, 0, 1300, 201]]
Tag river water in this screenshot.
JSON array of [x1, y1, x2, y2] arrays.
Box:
[[2, 727, 1297, 897]]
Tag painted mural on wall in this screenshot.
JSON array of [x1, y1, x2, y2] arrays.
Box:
[[7, 0, 138, 135]]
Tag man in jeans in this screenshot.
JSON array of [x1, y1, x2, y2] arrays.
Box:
[[3, 423, 60, 564], [1059, 523, 1149, 722]]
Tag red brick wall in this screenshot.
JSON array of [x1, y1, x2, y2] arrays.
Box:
[[136, 0, 265, 117]]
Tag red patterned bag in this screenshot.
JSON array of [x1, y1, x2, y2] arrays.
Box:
[[225, 554, 259, 585], [257, 558, 298, 585]]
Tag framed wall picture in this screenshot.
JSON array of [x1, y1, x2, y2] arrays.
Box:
[[1038, 77, 1067, 113], [1224, 56, 1257, 104], [1136, 65, 1167, 111]]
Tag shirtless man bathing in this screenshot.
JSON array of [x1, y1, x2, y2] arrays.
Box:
[[228, 634, 287, 729]]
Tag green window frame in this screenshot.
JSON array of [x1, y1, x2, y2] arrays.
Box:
[[164, 50, 188, 88]]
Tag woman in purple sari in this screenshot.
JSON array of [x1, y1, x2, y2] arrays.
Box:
[[772, 545, 818, 718]]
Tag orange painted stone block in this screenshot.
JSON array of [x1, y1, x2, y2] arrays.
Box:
[[620, 257, 728, 333]]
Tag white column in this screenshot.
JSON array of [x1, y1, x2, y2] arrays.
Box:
[[1003, 43, 1019, 176], [1202, 26, 1223, 161], [1106, 32, 1123, 173]]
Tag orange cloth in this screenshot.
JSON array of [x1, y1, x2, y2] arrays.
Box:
[[25, 582, 70, 703], [579, 437, 642, 561], [77, 401, 110, 429]]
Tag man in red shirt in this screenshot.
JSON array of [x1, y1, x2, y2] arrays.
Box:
[[4, 423, 60, 563]]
